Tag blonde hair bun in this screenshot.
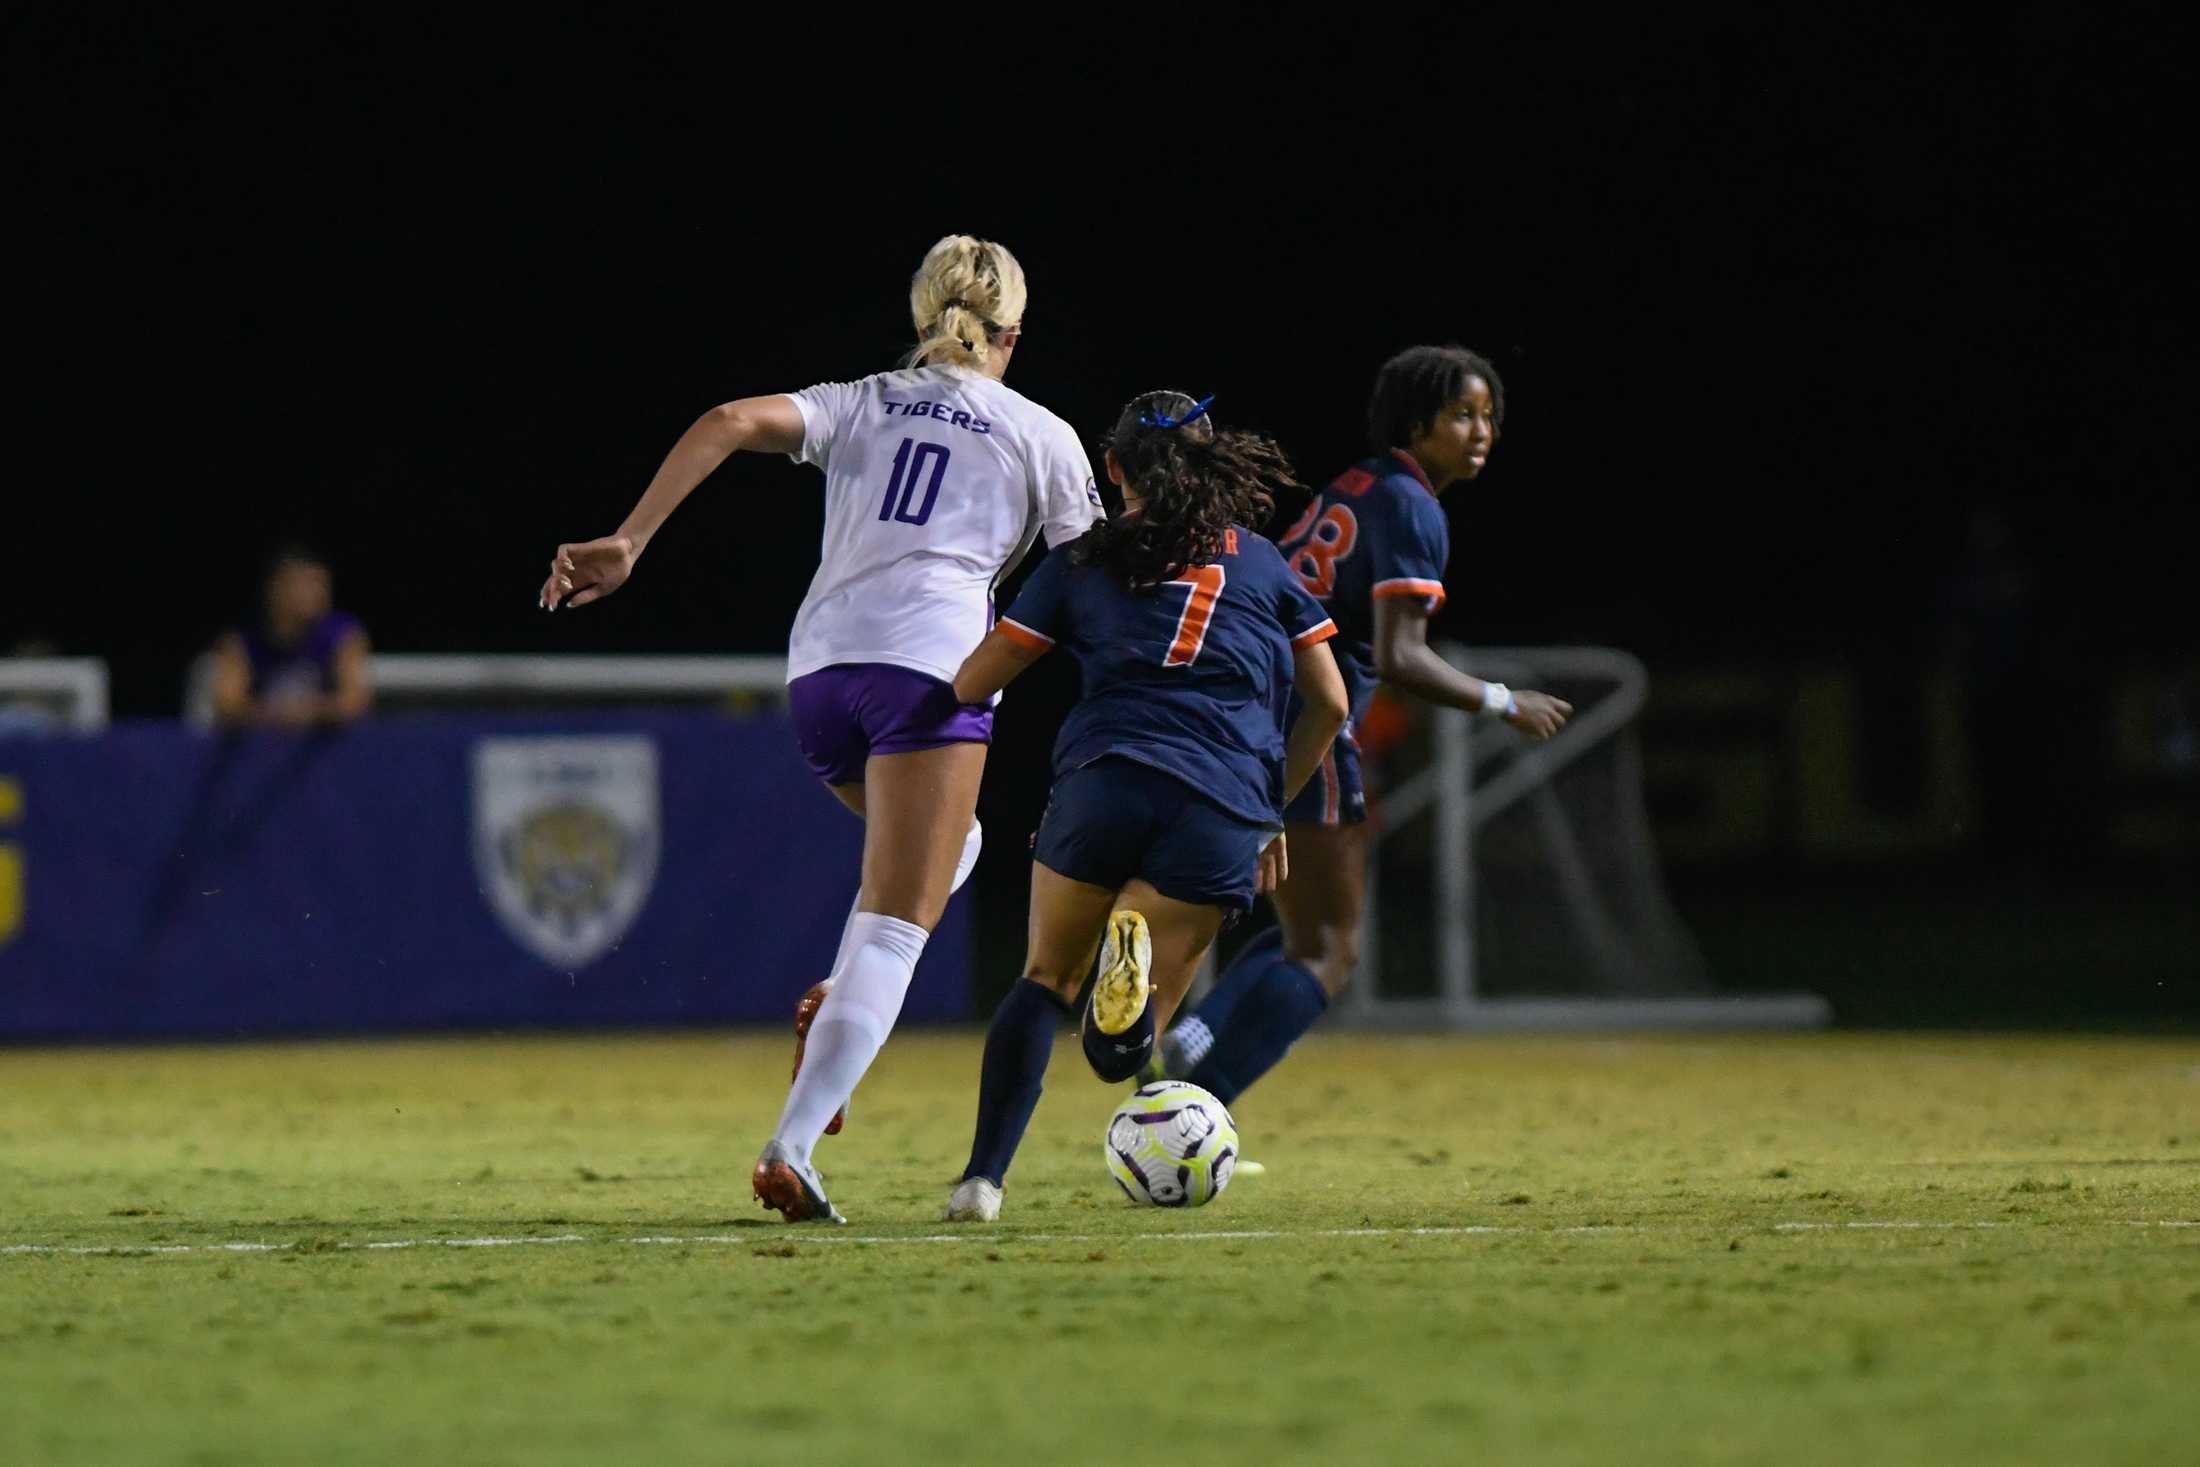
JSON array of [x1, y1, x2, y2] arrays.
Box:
[[909, 235, 1027, 371]]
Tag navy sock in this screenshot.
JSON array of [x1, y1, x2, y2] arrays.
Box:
[[1182, 948, 1329, 1105], [962, 980, 1071, 1186], [1210, 928, 1285, 1032], [1082, 984, 1154, 1083], [1162, 927, 1282, 1076]]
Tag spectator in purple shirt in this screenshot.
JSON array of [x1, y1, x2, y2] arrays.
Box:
[[209, 547, 372, 728]]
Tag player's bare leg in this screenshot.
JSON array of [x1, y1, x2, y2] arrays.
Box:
[[1267, 821, 1369, 999], [1158, 821, 1367, 1112], [786, 779, 984, 1141], [1080, 880, 1223, 1084], [948, 868, 1223, 1222], [1118, 879, 1226, 1040], [754, 742, 985, 1222], [1021, 862, 1120, 1007], [948, 880, 1207, 1222]]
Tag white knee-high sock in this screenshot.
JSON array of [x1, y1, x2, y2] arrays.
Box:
[[774, 912, 929, 1165], [822, 821, 980, 983]]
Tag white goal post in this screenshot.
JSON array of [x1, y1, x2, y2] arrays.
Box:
[[0, 659, 111, 732], [368, 653, 791, 701], [1340, 644, 1830, 1031], [184, 653, 792, 726]]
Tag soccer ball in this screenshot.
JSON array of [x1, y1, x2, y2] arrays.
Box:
[[1104, 1081, 1238, 1208]]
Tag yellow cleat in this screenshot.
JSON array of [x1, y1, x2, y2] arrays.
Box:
[[1091, 910, 1153, 1037]]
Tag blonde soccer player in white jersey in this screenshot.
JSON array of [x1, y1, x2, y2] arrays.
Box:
[[538, 236, 1101, 1223]]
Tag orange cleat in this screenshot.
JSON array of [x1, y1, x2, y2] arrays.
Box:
[[792, 981, 846, 1136], [751, 1142, 846, 1224]]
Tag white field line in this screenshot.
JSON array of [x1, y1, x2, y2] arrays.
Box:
[[2, 1218, 2196, 1259]]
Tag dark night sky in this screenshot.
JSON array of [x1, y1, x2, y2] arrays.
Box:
[[7, 10, 2190, 717]]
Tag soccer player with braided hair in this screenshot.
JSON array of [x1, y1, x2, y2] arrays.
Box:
[[941, 390, 1349, 1222], [1152, 345, 1572, 1108]]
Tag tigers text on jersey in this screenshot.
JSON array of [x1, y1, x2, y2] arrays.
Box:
[[782, 364, 1102, 685], [996, 528, 1337, 827], [1275, 448, 1450, 725]]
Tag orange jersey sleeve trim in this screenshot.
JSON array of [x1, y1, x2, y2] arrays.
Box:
[[1372, 578, 1447, 611], [1291, 620, 1339, 649], [994, 618, 1054, 652]]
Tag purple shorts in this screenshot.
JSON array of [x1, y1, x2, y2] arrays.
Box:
[[787, 663, 993, 786]]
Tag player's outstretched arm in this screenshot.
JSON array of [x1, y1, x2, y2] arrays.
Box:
[[540, 394, 806, 611], [952, 627, 1049, 706], [1371, 597, 1573, 740]]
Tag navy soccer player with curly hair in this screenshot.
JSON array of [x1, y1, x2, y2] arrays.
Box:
[[943, 390, 1349, 1222], [1155, 346, 1572, 1105]]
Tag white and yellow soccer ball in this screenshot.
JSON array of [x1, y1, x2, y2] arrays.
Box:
[[1104, 1081, 1238, 1208]]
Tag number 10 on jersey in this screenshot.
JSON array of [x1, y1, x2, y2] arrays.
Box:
[[880, 439, 948, 526]]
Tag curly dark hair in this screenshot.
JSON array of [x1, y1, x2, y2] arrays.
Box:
[[1366, 344, 1506, 454], [1070, 390, 1301, 589]]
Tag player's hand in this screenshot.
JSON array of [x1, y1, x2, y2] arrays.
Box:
[[1505, 690, 1573, 741], [540, 535, 638, 611], [1256, 833, 1289, 894]]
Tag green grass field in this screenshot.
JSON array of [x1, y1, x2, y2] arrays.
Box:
[[4, 1030, 2197, 1465]]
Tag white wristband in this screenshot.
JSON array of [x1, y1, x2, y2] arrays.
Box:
[[1479, 682, 1517, 720]]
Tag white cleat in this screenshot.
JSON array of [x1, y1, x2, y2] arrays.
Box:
[[943, 1176, 1002, 1222], [1234, 1159, 1267, 1178]]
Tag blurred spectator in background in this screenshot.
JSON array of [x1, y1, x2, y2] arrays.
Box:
[[0, 638, 67, 737], [208, 547, 372, 729]]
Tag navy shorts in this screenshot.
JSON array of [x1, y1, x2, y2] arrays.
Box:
[[787, 663, 992, 786], [1281, 724, 1366, 826], [1033, 757, 1276, 913]]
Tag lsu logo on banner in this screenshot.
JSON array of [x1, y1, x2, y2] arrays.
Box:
[[472, 737, 660, 969]]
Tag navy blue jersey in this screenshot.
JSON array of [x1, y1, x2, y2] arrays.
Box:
[[1274, 449, 1450, 725], [998, 527, 1338, 826]]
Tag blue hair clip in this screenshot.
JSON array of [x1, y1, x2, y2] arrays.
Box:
[[1139, 394, 1216, 431]]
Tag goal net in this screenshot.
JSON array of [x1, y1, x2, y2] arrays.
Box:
[[1338, 645, 1828, 1030]]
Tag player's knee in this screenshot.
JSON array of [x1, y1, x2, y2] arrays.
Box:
[[856, 885, 944, 932], [1284, 925, 1360, 997]]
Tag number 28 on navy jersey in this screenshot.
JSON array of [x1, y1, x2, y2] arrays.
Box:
[[1275, 448, 1452, 723], [995, 528, 1336, 826]]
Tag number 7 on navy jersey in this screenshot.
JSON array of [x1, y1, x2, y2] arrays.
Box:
[[1163, 565, 1225, 666]]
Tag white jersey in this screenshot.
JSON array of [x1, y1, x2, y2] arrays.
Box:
[[781, 364, 1101, 685]]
